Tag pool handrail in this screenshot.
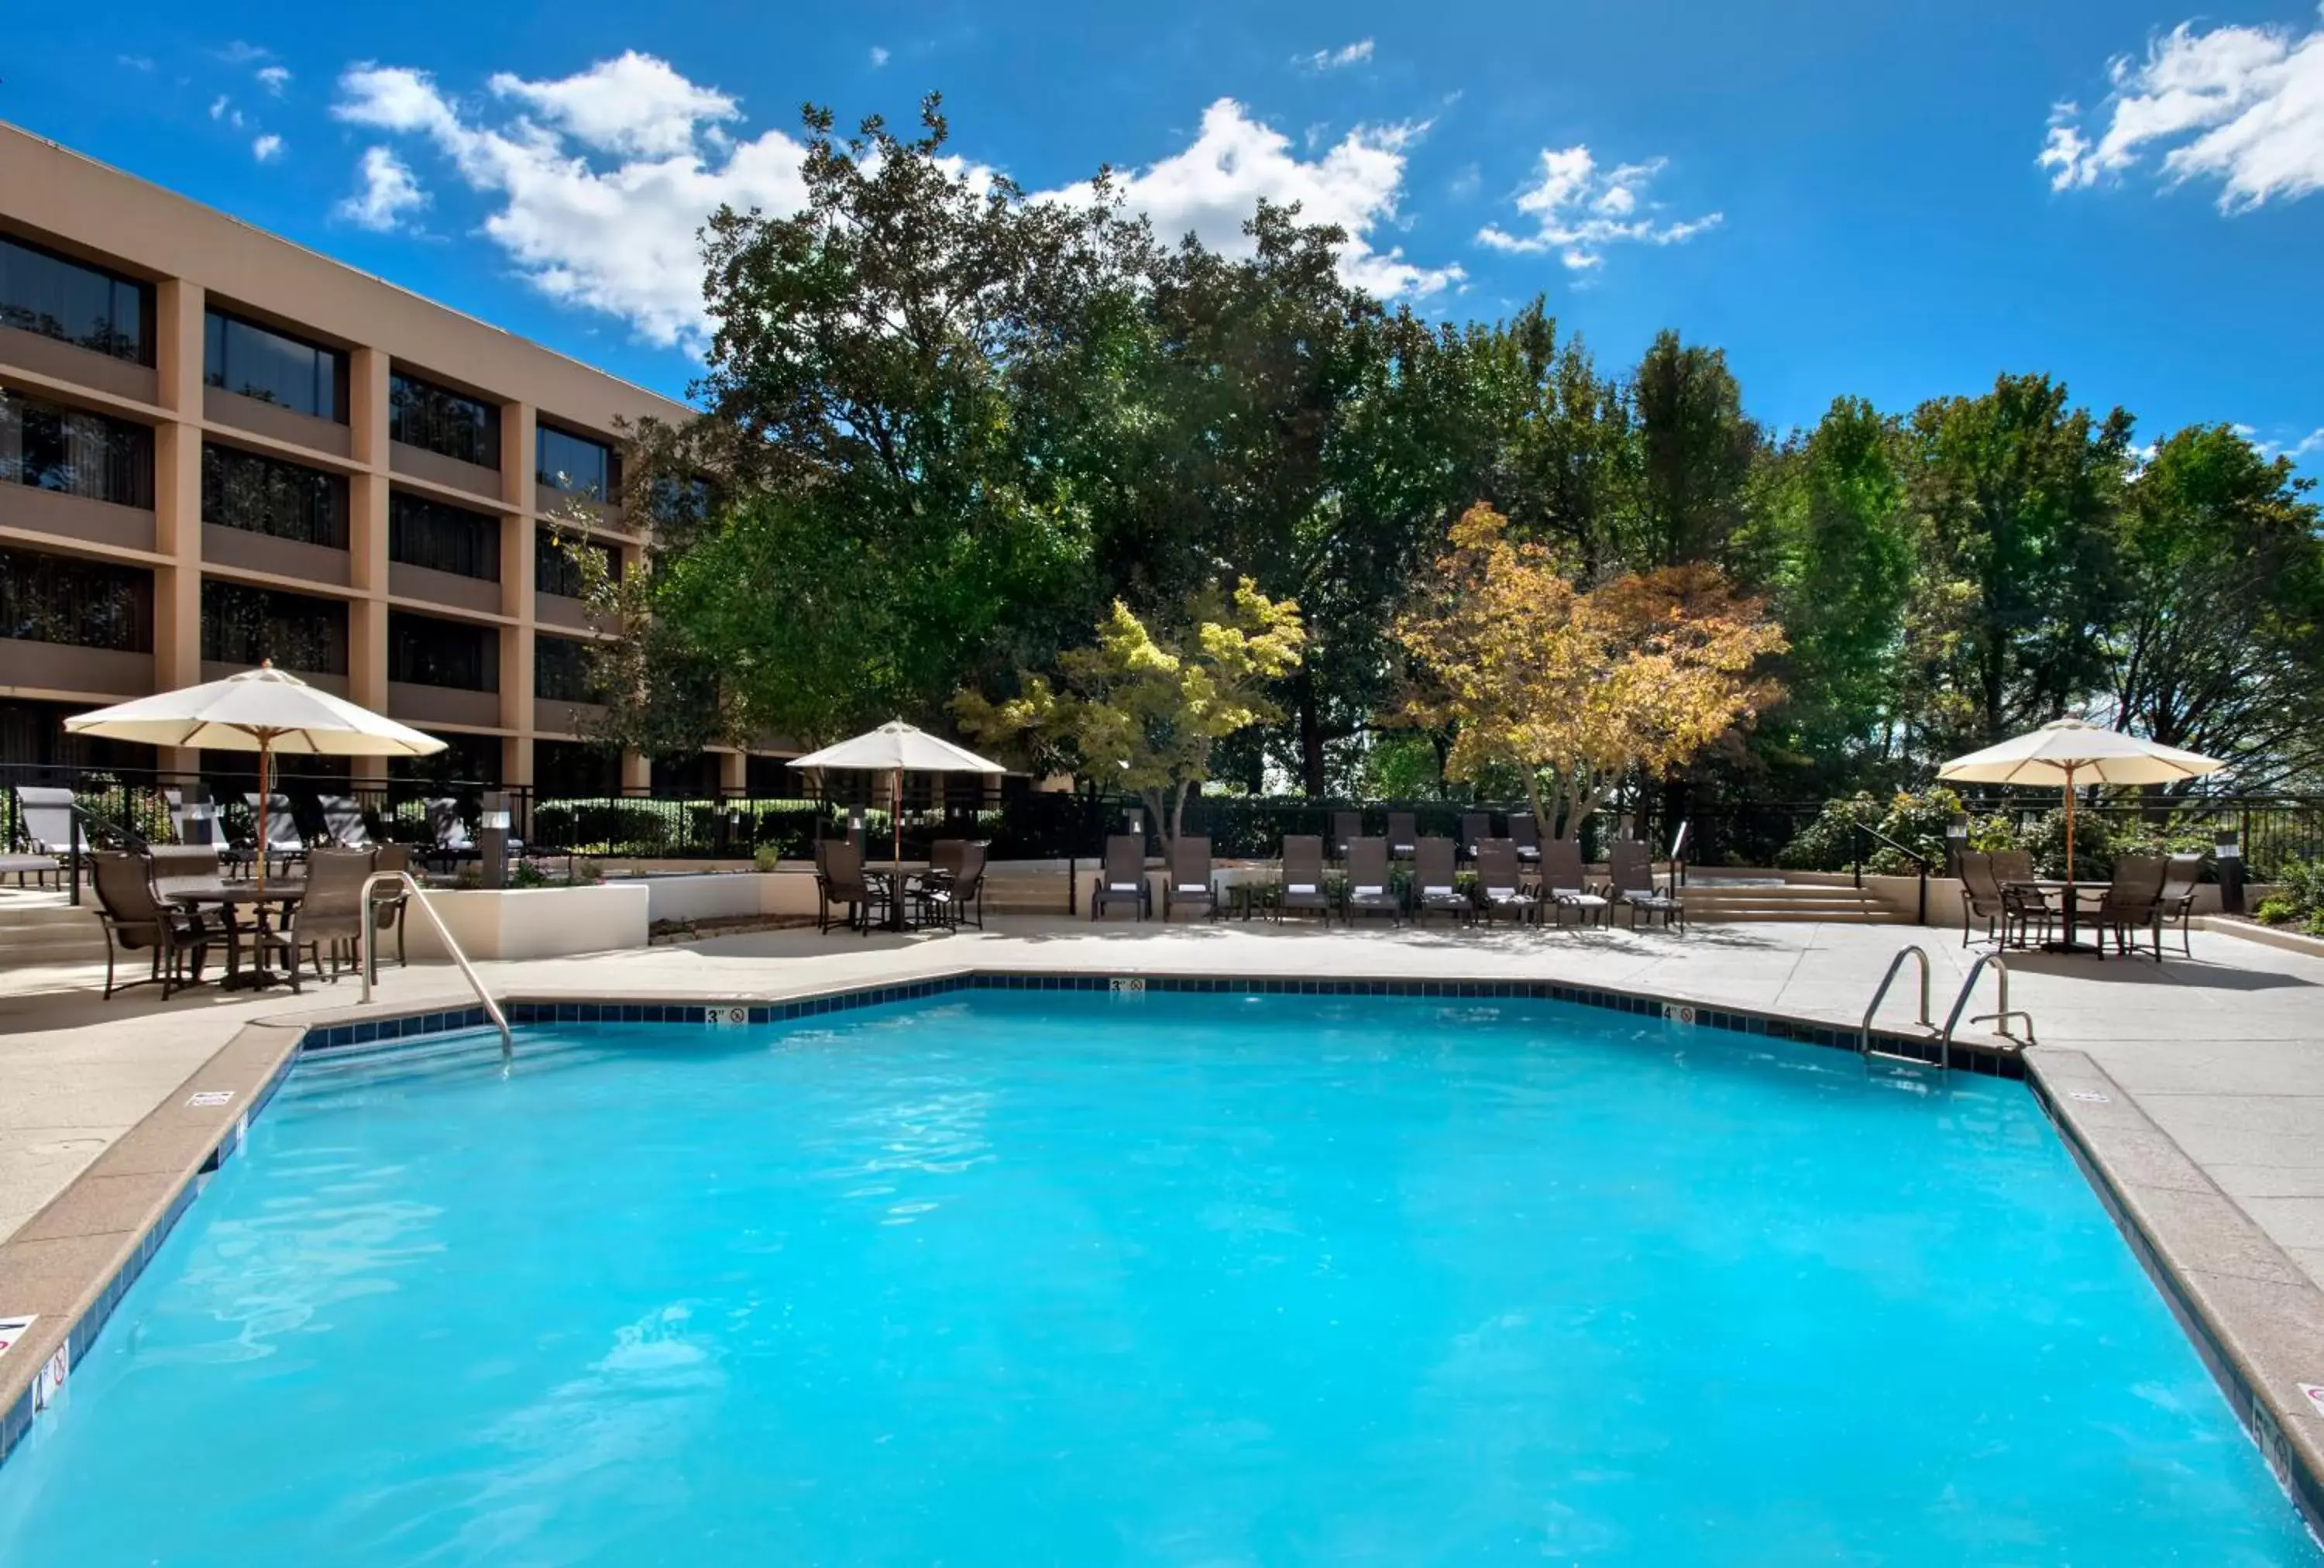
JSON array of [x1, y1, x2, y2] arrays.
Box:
[[1941, 952, 2035, 1049], [1858, 944, 1937, 1062], [356, 870, 513, 1059]]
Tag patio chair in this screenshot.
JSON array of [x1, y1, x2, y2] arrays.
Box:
[[318, 795, 373, 851], [1340, 837, 1400, 925], [2093, 854, 2169, 960], [2156, 851, 2205, 959], [912, 840, 987, 932], [1459, 813, 1496, 865], [1091, 834, 1151, 921], [1386, 812, 1419, 861], [814, 841, 888, 934], [1473, 840, 1538, 925], [284, 847, 375, 984], [423, 799, 475, 875], [1608, 841, 1683, 930], [1409, 837, 1470, 925], [1331, 810, 1363, 863], [1539, 837, 1610, 927], [1508, 813, 1544, 866], [7, 785, 77, 887], [1163, 835, 1219, 922], [88, 850, 211, 999], [245, 792, 309, 877], [148, 844, 222, 895], [1275, 835, 1332, 923], [370, 844, 413, 967]]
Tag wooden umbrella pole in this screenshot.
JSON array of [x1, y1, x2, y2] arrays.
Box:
[[256, 733, 272, 896], [2063, 761, 2076, 888], [891, 767, 904, 930]]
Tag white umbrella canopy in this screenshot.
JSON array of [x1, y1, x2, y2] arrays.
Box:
[[1936, 717, 2226, 882], [65, 663, 446, 889], [789, 720, 1006, 876]]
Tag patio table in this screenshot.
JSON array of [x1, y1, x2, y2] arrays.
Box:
[[163, 879, 306, 989], [2017, 879, 2109, 956]]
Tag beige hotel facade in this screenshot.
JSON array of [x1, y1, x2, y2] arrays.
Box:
[[0, 119, 772, 798]]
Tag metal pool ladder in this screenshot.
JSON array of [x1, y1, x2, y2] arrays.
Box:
[[1858, 944, 1941, 1066], [356, 871, 514, 1061], [1939, 953, 2035, 1051]]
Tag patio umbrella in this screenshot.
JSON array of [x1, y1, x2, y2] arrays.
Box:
[[64, 662, 445, 891], [787, 720, 1006, 874], [1935, 717, 2225, 883]]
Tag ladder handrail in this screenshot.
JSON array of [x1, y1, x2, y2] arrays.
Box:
[[358, 871, 513, 1060], [1859, 944, 1934, 1055], [1940, 953, 2036, 1048]]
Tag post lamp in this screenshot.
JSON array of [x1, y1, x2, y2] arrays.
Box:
[[2216, 829, 2244, 916], [480, 790, 512, 889], [1945, 812, 1970, 878]]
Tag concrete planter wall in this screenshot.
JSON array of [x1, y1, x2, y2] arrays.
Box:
[[404, 883, 649, 961]]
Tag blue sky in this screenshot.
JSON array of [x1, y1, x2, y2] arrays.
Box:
[[8, 2, 2321, 463]]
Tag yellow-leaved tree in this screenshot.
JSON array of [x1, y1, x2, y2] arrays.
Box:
[[954, 582, 1305, 848], [1394, 504, 1786, 841]]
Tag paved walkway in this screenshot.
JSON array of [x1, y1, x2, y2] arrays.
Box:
[[4, 916, 2319, 1282]]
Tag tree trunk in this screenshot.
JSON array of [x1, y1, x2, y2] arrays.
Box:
[[1295, 671, 1327, 798]]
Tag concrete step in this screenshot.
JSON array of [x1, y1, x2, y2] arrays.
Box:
[[0, 903, 109, 965], [1679, 882, 1903, 923]]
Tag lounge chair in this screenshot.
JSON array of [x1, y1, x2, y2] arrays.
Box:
[[1459, 813, 1496, 865], [814, 840, 888, 934], [284, 847, 374, 983], [1539, 837, 1610, 927], [2156, 851, 2204, 958], [1275, 835, 1332, 923], [245, 792, 308, 877], [1340, 837, 1400, 925], [2093, 854, 2168, 960], [88, 851, 211, 999], [1386, 812, 1418, 861], [1091, 834, 1150, 920], [1163, 835, 1219, 922], [318, 795, 373, 851], [1509, 813, 1544, 866], [1473, 840, 1538, 925], [371, 844, 413, 967], [1607, 841, 1683, 930], [6, 786, 77, 886], [1331, 810, 1363, 864], [1409, 837, 1470, 925]]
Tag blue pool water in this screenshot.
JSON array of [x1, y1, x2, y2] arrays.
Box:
[[0, 992, 2313, 1566]]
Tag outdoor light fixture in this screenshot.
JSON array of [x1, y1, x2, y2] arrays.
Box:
[[2215, 830, 2241, 859], [482, 808, 513, 831]]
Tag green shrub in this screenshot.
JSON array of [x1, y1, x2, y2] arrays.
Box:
[[2254, 896, 2298, 926], [2255, 860, 2324, 930], [1778, 788, 1965, 875]]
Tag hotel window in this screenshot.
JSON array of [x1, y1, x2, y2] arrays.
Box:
[[389, 373, 500, 468], [536, 425, 614, 497], [0, 545, 151, 652], [534, 634, 600, 703], [390, 491, 500, 581], [204, 309, 346, 422], [535, 526, 615, 598], [388, 611, 498, 692], [201, 444, 349, 548], [0, 234, 150, 363], [0, 390, 153, 507], [199, 580, 348, 675]]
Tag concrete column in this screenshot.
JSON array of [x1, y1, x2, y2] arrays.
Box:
[[501, 401, 538, 789], [620, 751, 651, 793], [719, 750, 748, 795], [346, 348, 393, 783], [151, 279, 205, 772]]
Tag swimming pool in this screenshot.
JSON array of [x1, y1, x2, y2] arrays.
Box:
[[0, 991, 2312, 1565]]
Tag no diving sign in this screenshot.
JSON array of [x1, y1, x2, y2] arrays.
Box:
[[0, 1315, 33, 1358]]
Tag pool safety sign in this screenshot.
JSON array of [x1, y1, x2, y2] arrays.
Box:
[[0, 1314, 33, 1358], [187, 1089, 235, 1108], [2303, 1384, 2324, 1419]]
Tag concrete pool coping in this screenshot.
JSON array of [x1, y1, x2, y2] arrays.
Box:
[[3, 962, 2321, 1543]]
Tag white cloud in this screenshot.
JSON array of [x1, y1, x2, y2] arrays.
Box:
[[870, 46, 890, 68], [1475, 146, 1721, 268], [208, 95, 247, 130], [333, 56, 811, 349], [1050, 98, 1463, 297], [215, 40, 270, 66], [117, 54, 154, 71], [337, 145, 428, 231], [252, 134, 284, 163], [1294, 39, 1374, 71], [2042, 10, 2324, 209], [2257, 425, 2324, 459], [257, 64, 291, 95]]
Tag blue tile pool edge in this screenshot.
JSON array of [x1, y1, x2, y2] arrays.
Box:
[[26, 963, 2320, 1552]]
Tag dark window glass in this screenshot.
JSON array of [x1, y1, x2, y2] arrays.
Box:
[[0, 390, 153, 507], [204, 310, 346, 422], [0, 545, 151, 652], [534, 635, 600, 703], [648, 474, 713, 531], [388, 611, 497, 692], [390, 491, 500, 580], [535, 738, 619, 795], [201, 444, 349, 548], [536, 425, 613, 496], [535, 526, 615, 598], [390, 373, 500, 468], [199, 580, 348, 674], [0, 234, 150, 363]]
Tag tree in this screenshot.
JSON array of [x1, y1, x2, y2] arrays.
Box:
[[1624, 329, 1760, 570], [1394, 504, 1787, 840], [954, 583, 1306, 844], [2108, 424, 2324, 789], [1900, 373, 2132, 754]]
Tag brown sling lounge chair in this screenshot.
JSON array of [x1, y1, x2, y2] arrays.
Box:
[[1410, 837, 1469, 924], [1474, 840, 1537, 925], [1341, 837, 1399, 925], [1539, 837, 1610, 927], [1276, 835, 1332, 922], [1163, 836, 1219, 922], [1092, 834, 1150, 920], [1608, 841, 1683, 930]]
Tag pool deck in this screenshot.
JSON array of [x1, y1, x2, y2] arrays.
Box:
[[5, 915, 2324, 1510]]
